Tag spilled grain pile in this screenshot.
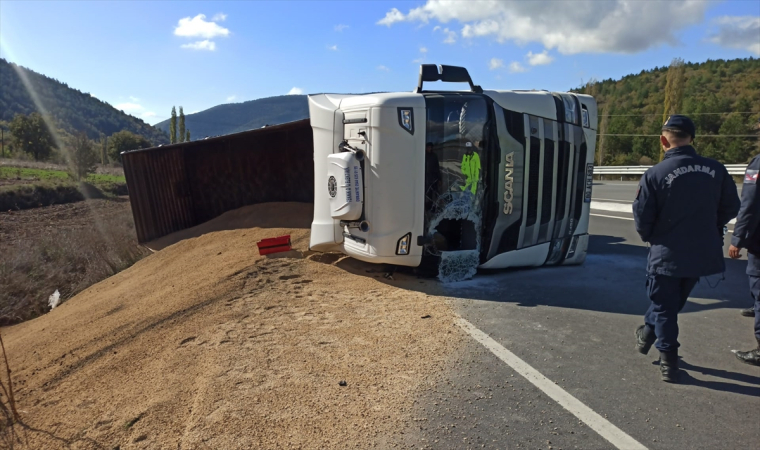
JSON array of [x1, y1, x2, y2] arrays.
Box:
[[2, 202, 462, 449]]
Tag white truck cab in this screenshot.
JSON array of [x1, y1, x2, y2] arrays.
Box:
[[309, 65, 597, 280]]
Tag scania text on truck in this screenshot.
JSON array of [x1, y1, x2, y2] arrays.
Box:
[[308, 64, 597, 278]]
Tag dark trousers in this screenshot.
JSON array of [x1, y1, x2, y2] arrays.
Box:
[[747, 254, 760, 341], [644, 274, 699, 352]]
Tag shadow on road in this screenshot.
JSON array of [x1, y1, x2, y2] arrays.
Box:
[[333, 235, 753, 317], [647, 358, 760, 397]]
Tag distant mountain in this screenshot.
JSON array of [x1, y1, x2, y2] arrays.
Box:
[[155, 95, 309, 139], [0, 58, 169, 145]]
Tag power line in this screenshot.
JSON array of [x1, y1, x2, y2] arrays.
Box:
[[600, 134, 759, 137]]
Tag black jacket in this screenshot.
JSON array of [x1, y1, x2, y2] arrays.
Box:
[[731, 154, 760, 256], [633, 145, 740, 277]]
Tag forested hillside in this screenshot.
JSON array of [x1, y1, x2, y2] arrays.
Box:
[[0, 59, 168, 145], [575, 57, 760, 165], [155, 95, 309, 138]]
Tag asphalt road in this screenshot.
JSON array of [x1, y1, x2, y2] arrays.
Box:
[[393, 181, 758, 450]]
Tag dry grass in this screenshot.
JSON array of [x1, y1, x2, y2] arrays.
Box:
[[0, 157, 125, 177], [0, 203, 149, 326]]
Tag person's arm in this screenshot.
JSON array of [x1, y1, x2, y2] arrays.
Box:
[[717, 165, 741, 227], [633, 171, 658, 242], [730, 157, 760, 258]]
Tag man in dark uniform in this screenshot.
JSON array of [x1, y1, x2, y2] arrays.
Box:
[[632, 115, 740, 382], [728, 155, 760, 366]]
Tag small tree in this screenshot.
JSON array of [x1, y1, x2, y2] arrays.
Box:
[[179, 106, 186, 143], [108, 130, 152, 163], [661, 57, 686, 160], [186, 129, 191, 142], [99, 133, 107, 165], [68, 132, 98, 181], [9, 113, 56, 161], [170, 106, 177, 144]]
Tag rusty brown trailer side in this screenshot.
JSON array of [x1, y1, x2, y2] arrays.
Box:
[[122, 119, 314, 243]]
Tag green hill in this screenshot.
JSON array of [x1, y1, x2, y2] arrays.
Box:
[[574, 57, 760, 165], [0, 58, 168, 145], [154, 95, 309, 139]]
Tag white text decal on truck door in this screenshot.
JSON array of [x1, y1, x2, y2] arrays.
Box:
[[503, 152, 515, 215]]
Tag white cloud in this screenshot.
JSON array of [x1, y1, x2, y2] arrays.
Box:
[[377, 7, 406, 26], [226, 95, 237, 102], [377, 65, 391, 72], [526, 50, 553, 66], [377, 1, 710, 54], [181, 40, 216, 51], [212, 13, 227, 22], [288, 87, 304, 95], [115, 102, 143, 112], [489, 58, 504, 70], [412, 46, 428, 64], [175, 14, 230, 39], [142, 111, 156, 118], [708, 16, 760, 55], [442, 28, 457, 44], [434, 26, 457, 44], [334, 24, 349, 32], [129, 95, 140, 102], [508, 62, 527, 73], [328, 45, 338, 51]]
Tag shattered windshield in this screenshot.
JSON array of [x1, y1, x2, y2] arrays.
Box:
[[422, 95, 489, 282]]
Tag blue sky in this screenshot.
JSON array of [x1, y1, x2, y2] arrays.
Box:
[[1, 1, 758, 125]]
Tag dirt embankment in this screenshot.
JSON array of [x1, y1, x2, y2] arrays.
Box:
[[3, 202, 462, 449], [0, 198, 148, 325]]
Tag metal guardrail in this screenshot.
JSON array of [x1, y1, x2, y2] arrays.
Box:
[[594, 164, 747, 176]]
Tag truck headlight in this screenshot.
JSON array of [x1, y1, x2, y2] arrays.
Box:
[[396, 233, 411, 255]]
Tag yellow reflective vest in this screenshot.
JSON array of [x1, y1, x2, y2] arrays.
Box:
[[461, 151, 481, 194]]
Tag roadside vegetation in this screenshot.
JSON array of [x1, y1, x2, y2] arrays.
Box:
[[576, 57, 760, 166], [0, 199, 149, 326], [0, 164, 128, 211]]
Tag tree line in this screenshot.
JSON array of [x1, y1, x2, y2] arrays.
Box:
[[2, 112, 152, 179], [576, 57, 760, 166]]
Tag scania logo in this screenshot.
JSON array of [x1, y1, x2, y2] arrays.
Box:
[[503, 152, 514, 215], [328, 176, 337, 198]]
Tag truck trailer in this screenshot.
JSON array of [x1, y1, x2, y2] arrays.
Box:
[[308, 64, 597, 280]]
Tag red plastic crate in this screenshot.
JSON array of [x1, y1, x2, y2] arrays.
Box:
[[257, 235, 292, 255]]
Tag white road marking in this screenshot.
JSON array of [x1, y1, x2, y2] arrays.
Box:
[[591, 201, 736, 224], [591, 213, 634, 221], [593, 198, 633, 203], [590, 201, 633, 213], [591, 213, 735, 233], [456, 317, 649, 450]]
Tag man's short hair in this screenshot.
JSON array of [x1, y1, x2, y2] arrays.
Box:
[[426, 142, 433, 147], [662, 128, 691, 140]]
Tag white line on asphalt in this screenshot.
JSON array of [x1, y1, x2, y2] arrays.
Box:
[[456, 317, 648, 450], [593, 198, 633, 203], [590, 213, 735, 233], [590, 201, 632, 213], [590, 213, 634, 221], [591, 201, 737, 224]]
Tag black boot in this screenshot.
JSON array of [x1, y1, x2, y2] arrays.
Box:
[[635, 324, 656, 355], [659, 350, 680, 383], [739, 307, 755, 317], [734, 338, 760, 367]]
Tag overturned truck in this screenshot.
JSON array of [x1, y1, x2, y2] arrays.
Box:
[[309, 64, 597, 280]]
